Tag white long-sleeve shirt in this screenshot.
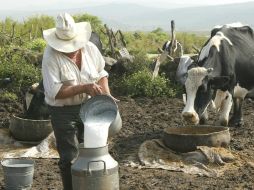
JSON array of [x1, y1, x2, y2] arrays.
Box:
[[42, 41, 108, 106]]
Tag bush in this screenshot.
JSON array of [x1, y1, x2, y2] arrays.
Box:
[[25, 38, 46, 52], [109, 51, 151, 78], [113, 70, 176, 98], [123, 51, 150, 75], [0, 61, 41, 93], [0, 91, 18, 102], [109, 51, 179, 98]]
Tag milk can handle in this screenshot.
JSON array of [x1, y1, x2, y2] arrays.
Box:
[[87, 160, 107, 175]]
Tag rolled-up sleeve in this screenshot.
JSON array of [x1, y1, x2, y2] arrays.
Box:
[[42, 47, 62, 100], [92, 44, 109, 79], [98, 69, 109, 79]]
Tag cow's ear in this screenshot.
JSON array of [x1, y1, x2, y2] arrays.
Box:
[[209, 76, 230, 89]]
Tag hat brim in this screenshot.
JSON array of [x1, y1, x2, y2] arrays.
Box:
[[43, 22, 92, 53]]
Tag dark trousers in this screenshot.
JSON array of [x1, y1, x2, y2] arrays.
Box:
[[49, 105, 84, 190]]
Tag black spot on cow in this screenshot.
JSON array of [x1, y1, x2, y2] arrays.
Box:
[[24, 81, 50, 120]]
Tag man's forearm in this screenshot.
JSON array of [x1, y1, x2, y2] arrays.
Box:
[[98, 77, 110, 94], [55, 84, 85, 99]]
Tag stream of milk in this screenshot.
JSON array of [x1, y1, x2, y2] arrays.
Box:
[[83, 110, 115, 148]]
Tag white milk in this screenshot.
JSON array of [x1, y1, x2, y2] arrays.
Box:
[[83, 111, 115, 148]]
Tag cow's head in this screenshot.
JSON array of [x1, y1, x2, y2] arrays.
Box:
[[180, 29, 235, 125], [181, 66, 230, 125], [24, 81, 50, 120]]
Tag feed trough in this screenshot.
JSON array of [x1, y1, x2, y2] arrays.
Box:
[[163, 126, 231, 153], [9, 114, 53, 142]]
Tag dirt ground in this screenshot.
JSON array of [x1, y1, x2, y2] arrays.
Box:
[[0, 96, 254, 190]]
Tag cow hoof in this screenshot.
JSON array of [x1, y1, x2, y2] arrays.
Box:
[[234, 121, 244, 127], [199, 117, 208, 125], [216, 117, 228, 126], [220, 120, 228, 126], [229, 118, 244, 127], [182, 112, 199, 125]]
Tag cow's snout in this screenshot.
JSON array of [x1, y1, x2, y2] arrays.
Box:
[[182, 111, 199, 125]]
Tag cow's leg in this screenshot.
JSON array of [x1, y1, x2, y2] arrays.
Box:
[[213, 90, 231, 126], [229, 97, 244, 127], [229, 84, 249, 127], [217, 93, 233, 126], [200, 109, 208, 124]]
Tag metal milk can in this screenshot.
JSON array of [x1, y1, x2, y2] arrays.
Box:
[[71, 144, 119, 190]]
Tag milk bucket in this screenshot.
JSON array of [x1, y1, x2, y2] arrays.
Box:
[[1, 159, 34, 190], [80, 95, 122, 148]]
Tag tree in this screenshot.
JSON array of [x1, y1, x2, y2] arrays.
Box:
[[151, 27, 164, 34]]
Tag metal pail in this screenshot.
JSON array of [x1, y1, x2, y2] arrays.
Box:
[[80, 95, 122, 138], [1, 159, 34, 190]]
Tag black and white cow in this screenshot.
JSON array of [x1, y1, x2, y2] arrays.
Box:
[[160, 40, 183, 57], [24, 81, 50, 120], [180, 23, 254, 127]]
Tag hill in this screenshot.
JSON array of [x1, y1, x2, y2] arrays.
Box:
[[84, 2, 254, 31], [1, 2, 254, 31]]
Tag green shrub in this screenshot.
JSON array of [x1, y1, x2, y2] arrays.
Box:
[[109, 51, 151, 78], [0, 91, 18, 102], [109, 51, 179, 97], [115, 70, 176, 98], [124, 51, 150, 75], [25, 38, 46, 52], [0, 61, 41, 93]]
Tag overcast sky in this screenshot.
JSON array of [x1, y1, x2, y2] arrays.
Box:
[[1, 0, 254, 10]]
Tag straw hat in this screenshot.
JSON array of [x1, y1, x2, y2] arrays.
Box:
[[43, 13, 92, 53]]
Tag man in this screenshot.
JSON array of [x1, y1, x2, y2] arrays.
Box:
[[42, 13, 116, 189]]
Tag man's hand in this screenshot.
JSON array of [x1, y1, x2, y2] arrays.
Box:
[[107, 94, 120, 102], [84, 83, 103, 96]]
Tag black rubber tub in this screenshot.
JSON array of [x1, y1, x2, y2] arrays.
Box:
[[9, 114, 52, 142], [163, 126, 231, 153]]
